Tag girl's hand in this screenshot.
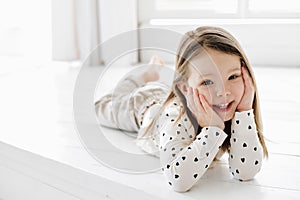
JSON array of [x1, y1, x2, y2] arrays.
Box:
[[186, 87, 225, 130], [237, 67, 255, 112]]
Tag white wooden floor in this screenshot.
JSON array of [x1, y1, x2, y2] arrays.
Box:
[[0, 60, 299, 200]]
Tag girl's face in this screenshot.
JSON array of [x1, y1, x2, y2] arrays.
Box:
[[184, 48, 244, 121]]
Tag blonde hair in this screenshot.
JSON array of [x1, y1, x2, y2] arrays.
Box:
[[143, 26, 268, 158]]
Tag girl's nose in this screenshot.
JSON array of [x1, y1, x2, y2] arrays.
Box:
[[216, 84, 231, 97]]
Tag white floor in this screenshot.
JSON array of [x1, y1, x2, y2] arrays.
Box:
[[0, 61, 300, 199]]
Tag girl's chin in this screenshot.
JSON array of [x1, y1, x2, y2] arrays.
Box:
[[216, 110, 235, 122]]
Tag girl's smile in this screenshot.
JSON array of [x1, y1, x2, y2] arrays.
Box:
[[212, 101, 234, 113]]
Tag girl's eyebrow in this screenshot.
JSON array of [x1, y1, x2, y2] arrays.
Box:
[[198, 72, 213, 76], [198, 66, 240, 77], [195, 66, 241, 77], [191, 68, 213, 77], [228, 66, 241, 73]]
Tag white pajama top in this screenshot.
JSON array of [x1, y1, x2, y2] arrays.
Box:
[[95, 75, 264, 192]]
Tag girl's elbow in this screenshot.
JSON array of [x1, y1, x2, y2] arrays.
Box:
[[231, 165, 261, 181], [163, 173, 195, 192], [169, 181, 193, 193]]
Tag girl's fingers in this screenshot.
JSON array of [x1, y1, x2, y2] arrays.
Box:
[[186, 87, 205, 114], [199, 94, 211, 113], [186, 87, 195, 108], [187, 87, 198, 111], [193, 88, 203, 111], [242, 67, 253, 84], [242, 67, 255, 92]]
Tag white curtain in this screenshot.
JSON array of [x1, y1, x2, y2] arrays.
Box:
[[52, 0, 138, 66], [74, 0, 102, 66]]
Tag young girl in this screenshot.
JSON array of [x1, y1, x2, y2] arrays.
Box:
[[95, 26, 268, 192]]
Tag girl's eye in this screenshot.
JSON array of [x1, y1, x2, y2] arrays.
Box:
[[201, 80, 213, 86], [229, 74, 240, 80]]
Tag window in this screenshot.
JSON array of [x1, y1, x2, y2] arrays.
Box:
[[248, 0, 300, 18], [137, 0, 300, 66], [156, 0, 238, 14], [138, 0, 300, 23]]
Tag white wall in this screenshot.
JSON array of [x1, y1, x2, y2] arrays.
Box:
[[0, 0, 52, 62]]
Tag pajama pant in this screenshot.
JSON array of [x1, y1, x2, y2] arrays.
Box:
[[95, 75, 169, 134]]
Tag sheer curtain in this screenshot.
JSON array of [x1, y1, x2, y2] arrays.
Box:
[[52, 0, 138, 66], [73, 0, 102, 66]]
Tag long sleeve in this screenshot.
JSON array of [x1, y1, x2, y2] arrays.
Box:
[[228, 109, 263, 181], [159, 103, 227, 192]]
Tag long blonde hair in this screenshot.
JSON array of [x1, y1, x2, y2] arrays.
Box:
[[144, 26, 268, 158]]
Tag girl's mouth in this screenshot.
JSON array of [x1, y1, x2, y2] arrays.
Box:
[[212, 101, 233, 113]]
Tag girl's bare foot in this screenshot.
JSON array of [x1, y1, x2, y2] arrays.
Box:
[[149, 55, 164, 66], [143, 56, 164, 83]]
